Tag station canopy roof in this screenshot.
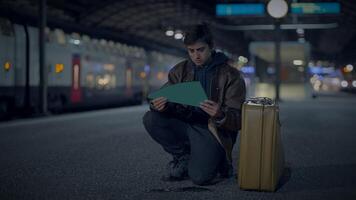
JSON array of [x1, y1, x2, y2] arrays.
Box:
[[1, 0, 356, 63]]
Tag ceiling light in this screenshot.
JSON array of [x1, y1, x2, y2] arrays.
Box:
[[341, 80, 348, 88], [346, 64, 353, 72], [296, 28, 304, 35], [293, 60, 303, 66], [174, 30, 183, 40], [165, 30, 174, 37]]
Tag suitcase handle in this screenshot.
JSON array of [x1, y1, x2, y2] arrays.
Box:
[[246, 97, 274, 105]]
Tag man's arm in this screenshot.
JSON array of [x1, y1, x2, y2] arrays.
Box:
[[215, 74, 246, 131], [149, 65, 180, 112]]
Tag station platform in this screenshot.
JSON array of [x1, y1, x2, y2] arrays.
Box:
[[1, 94, 356, 200]]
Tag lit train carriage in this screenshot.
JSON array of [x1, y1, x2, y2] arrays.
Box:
[[0, 18, 18, 117], [0, 18, 30, 115], [0, 19, 148, 114], [45, 28, 73, 110], [81, 38, 128, 105], [76, 37, 138, 108], [3, 24, 79, 113], [0, 17, 183, 118], [46, 30, 150, 110]]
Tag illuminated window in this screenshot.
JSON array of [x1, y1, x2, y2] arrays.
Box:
[[97, 75, 110, 86], [55, 64, 64, 73], [139, 72, 146, 79], [4, 61, 11, 71], [157, 72, 165, 80], [104, 64, 115, 71], [126, 68, 132, 89], [110, 75, 116, 88], [86, 73, 95, 88]]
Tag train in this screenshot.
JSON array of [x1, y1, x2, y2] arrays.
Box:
[[0, 17, 184, 119]]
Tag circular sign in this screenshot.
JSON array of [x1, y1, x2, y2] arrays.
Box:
[[267, 0, 288, 18]]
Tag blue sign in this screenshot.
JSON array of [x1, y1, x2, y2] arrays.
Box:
[[291, 2, 340, 14], [241, 66, 255, 74], [216, 4, 265, 16], [308, 66, 336, 75]]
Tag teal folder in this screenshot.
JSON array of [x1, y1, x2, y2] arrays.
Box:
[[148, 81, 208, 107]]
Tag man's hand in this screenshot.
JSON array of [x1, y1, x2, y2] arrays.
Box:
[[199, 100, 223, 118], [150, 97, 168, 112]]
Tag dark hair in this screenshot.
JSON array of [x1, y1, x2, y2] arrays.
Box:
[[183, 23, 214, 48]]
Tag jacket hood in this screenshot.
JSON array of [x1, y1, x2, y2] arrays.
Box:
[[207, 51, 228, 70]]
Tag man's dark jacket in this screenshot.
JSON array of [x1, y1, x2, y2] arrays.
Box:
[[154, 52, 246, 162]]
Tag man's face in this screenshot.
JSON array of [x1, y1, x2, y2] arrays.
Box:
[[186, 42, 212, 66]]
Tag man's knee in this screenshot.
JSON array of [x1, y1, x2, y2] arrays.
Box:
[[143, 111, 155, 130], [189, 170, 216, 186], [142, 111, 151, 128], [142, 111, 165, 131]]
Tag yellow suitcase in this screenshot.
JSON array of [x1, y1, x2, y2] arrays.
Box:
[[238, 97, 285, 192]]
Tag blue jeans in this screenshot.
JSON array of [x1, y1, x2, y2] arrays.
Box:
[[143, 110, 227, 185]]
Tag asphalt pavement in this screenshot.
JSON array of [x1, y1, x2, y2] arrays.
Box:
[[1, 94, 356, 200]]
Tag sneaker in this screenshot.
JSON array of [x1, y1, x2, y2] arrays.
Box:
[[161, 154, 189, 182]]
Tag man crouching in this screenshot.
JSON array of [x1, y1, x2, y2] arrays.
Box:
[[143, 23, 246, 185]]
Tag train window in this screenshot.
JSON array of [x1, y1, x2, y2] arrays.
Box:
[[139, 71, 146, 79], [86, 73, 95, 88], [104, 64, 115, 71], [110, 75, 116, 88], [95, 74, 112, 90], [157, 72, 165, 80], [55, 64, 64, 73], [0, 18, 14, 36], [54, 29, 66, 45], [4, 61, 11, 71]]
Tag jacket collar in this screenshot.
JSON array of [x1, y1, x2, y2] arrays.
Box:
[[183, 59, 221, 102]]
